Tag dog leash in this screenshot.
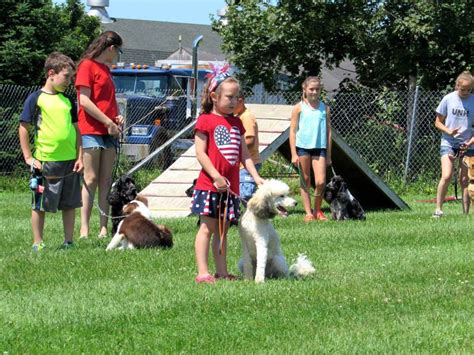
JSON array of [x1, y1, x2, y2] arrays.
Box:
[[297, 162, 310, 193], [81, 178, 125, 220], [214, 177, 232, 255]]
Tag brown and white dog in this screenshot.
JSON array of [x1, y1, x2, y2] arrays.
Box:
[[106, 195, 173, 251], [464, 156, 474, 205]]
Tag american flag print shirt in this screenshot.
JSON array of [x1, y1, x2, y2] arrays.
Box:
[[193, 113, 245, 193], [214, 125, 241, 166]]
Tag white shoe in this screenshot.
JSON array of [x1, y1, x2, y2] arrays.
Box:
[[432, 210, 444, 218]]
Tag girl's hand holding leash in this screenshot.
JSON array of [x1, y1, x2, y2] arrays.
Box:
[[255, 176, 266, 186], [106, 119, 122, 137], [213, 176, 229, 192], [116, 114, 124, 126], [291, 155, 299, 166]]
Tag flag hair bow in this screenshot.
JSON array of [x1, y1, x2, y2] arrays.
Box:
[[206, 63, 231, 92]]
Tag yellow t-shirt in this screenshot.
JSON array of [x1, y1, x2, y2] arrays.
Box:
[[239, 108, 261, 167]]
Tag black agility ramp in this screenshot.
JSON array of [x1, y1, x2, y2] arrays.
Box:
[[278, 129, 409, 211]]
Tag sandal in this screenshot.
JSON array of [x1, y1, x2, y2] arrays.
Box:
[[215, 273, 238, 281], [304, 214, 316, 223], [195, 274, 216, 284], [314, 210, 328, 221]]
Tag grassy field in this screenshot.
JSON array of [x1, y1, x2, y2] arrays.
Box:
[[1, 188, 473, 353]]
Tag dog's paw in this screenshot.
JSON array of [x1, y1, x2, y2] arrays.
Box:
[[255, 276, 265, 283]]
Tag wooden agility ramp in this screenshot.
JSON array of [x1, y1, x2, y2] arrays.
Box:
[[140, 104, 293, 218], [140, 104, 408, 218]]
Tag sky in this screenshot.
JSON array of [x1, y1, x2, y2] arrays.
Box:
[[53, 0, 227, 25]]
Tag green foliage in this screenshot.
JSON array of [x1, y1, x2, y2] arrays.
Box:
[[214, 1, 472, 91], [0, 0, 101, 85]]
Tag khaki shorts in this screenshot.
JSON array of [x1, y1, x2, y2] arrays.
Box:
[[32, 160, 82, 212]]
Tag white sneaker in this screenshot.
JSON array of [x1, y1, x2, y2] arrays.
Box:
[[432, 210, 444, 218]]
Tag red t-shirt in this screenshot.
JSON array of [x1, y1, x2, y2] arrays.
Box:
[[75, 59, 118, 135], [194, 113, 245, 194]]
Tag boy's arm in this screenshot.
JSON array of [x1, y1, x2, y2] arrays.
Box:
[[241, 139, 264, 185], [73, 123, 83, 173], [19, 122, 41, 170]]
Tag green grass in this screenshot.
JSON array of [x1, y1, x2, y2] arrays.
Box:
[[1, 189, 473, 354]]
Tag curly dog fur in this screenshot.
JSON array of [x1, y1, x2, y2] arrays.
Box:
[[238, 179, 315, 283]]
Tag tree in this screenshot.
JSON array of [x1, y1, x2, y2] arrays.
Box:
[[0, 0, 101, 85], [212, 1, 473, 91], [352, 1, 473, 90]]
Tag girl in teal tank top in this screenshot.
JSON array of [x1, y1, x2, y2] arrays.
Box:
[[289, 76, 332, 222]]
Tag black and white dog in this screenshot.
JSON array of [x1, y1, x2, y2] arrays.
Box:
[[324, 175, 366, 221], [107, 175, 138, 235]]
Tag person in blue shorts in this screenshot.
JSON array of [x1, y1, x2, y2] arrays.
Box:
[[289, 76, 332, 222], [19, 52, 83, 251], [433, 71, 474, 217], [235, 93, 261, 206]]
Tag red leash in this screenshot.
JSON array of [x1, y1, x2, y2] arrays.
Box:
[[214, 177, 240, 255]]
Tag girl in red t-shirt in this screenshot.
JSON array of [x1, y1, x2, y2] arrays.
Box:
[[191, 67, 264, 284], [75, 31, 123, 239]]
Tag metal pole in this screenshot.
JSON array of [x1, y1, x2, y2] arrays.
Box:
[[403, 85, 420, 183], [191, 35, 203, 119], [126, 119, 197, 176]]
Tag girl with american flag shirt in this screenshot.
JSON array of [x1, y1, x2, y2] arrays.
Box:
[[191, 70, 264, 284]]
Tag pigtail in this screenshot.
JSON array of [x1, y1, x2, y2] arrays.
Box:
[[200, 79, 214, 114]]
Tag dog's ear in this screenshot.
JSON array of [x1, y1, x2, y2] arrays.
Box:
[[123, 202, 138, 215], [324, 191, 333, 203], [107, 184, 121, 204], [135, 194, 148, 206], [340, 181, 347, 192], [247, 188, 277, 219]]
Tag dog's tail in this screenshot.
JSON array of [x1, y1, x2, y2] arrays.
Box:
[[289, 254, 316, 278]]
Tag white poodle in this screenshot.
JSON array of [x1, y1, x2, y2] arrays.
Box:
[[238, 179, 316, 283]]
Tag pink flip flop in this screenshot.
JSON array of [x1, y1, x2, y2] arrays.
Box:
[[195, 274, 216, 284]]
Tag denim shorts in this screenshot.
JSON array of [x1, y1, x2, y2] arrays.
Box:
[[239, 163, 262, 202], [440, 145, 474, 158], [82, 134, 118, 150], [296, 147, 327, 158]]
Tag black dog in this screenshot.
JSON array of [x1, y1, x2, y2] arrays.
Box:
[[185, 179, 197, 197], [108, 175, 138, 235], [324, 175, 365, 221]]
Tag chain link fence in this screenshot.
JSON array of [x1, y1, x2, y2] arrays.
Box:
[[1, 83, 446, 189]]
